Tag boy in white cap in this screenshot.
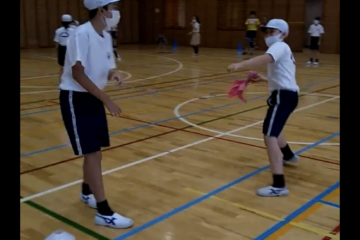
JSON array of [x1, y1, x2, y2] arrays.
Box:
[[59, 0, 133, 228], [228, 19, 299, 197], [54, 14, 75, 75]]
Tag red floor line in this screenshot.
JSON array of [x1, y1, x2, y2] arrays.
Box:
[[21, 85, 339, 174], [20, 128, 178, 175], [120, 115, 340, 166], [322, 224, 340, 240]]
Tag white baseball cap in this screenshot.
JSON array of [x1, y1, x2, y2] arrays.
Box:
[[84, 0, 120, 10], [61, 14, 72, 22], [261, 19, 289, 35]]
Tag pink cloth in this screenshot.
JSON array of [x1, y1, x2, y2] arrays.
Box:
[[227, 71, 259, 102]]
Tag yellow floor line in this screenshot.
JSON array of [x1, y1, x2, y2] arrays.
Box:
[[265, 188, 339, 240], [185, 188, 339, 239]]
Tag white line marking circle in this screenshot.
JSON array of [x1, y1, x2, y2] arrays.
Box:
[[174, 92, 339, 146]]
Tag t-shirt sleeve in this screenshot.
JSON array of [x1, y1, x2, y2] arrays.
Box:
[[53, 29, 59, 43], [308, 25, 312, 33], [245, 19, 249, 25], [266, 42, 286, 62], [66, 30, 89, 67]]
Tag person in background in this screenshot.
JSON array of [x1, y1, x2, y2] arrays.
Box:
[[243, 11, 260, 55], [54, 14, 75, 76], [307, 17, 324, 65], [189, 15, 201, 56], [106, 4, 121, 61]]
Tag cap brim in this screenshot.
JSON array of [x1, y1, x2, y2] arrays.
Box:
[[260, 26, 268, 32], [260, 25, 279, 32]]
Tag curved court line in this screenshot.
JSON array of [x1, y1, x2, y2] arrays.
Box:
[[21, 71, 132, 89], [21, 71, 132, 95], [20, 78, 338, 157], [20, 102, 340, 203], [20, 74, 237, 116], [41, 53, 183, 84], [174, 93, 339, 146]]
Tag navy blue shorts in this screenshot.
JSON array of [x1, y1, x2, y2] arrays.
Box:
[[262, 90, 298, 137], [59, 90, 110, 155]]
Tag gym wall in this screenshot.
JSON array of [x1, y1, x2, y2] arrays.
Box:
[[138, 0, 339, 53], [20, 0, 139, 48]]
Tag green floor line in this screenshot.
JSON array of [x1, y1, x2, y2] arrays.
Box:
[[21, 197, 110, 240], [20, 84, 339, 239]]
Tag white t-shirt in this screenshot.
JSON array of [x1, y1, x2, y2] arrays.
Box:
[[54, 27, 75, 46], [266, 42, 299, 92], [192, 22, 200, 33], [59, 21, 116, 92], [308, 24, 324, 37]]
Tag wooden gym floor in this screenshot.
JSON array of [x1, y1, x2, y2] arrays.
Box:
[[20, 46, 339, 240]]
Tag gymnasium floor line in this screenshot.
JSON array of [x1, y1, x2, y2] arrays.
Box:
[[185, 188, 337, 239], [20, 133, 338, 240], [318, 200, 340, 208], [322, 225, 340, 240], [21, 196, 110, 240], [21, 88, 339, 174], [21, 97, 339, 202], [20, 74, 233, 111], [20, 81, 339, 157], [20, 72, 239, 113], [111, 132, 339, 240], [253, 184, 340, 239]]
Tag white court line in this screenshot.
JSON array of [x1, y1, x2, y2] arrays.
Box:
[[41, 53, 183, 84], [20, 71, 132, 95], [20, 97, 338, 203], [174, 93, 339, 146]]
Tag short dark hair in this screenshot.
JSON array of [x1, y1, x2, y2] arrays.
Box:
[[250, 11, 256, 15], [315, 16, 321, 20], [61, 21, 71, 29], [194, 15, 200, 24], [88, 4, 109, 20]]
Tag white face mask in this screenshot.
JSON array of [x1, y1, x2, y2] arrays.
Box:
[[314, 20, 319, 24], [265, 34, 282, 47], [104, 10, 121, 28]]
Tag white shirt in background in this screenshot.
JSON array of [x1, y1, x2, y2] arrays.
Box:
[[308, 24, 324, 37], [59, 22, 116, 92], [54, 27, 75, 46], [192, 22, 200, 33], [265, 42, 299, 92]]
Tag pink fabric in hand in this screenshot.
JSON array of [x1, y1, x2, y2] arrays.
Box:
[[227, 71, 259, 102]]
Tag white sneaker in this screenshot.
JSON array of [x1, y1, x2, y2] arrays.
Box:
[[306, 61, 312, 65], [117, 57, 122, 61], [257, 186, 289, 197], [80, 194, 97, 209], [283, 154, 299, 164], [313, 62, 319, 66], [95, 212, 133, 228]]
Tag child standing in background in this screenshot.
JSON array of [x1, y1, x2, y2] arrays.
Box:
[[244, 11, 260, 55], [307, 17, 324, 65]]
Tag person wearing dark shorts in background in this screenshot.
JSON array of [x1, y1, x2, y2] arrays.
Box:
[[243, 11, 260, 55], [59, 0, 133, 229], [307, 17, 324, 66], [54, 14, 75, 77]]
